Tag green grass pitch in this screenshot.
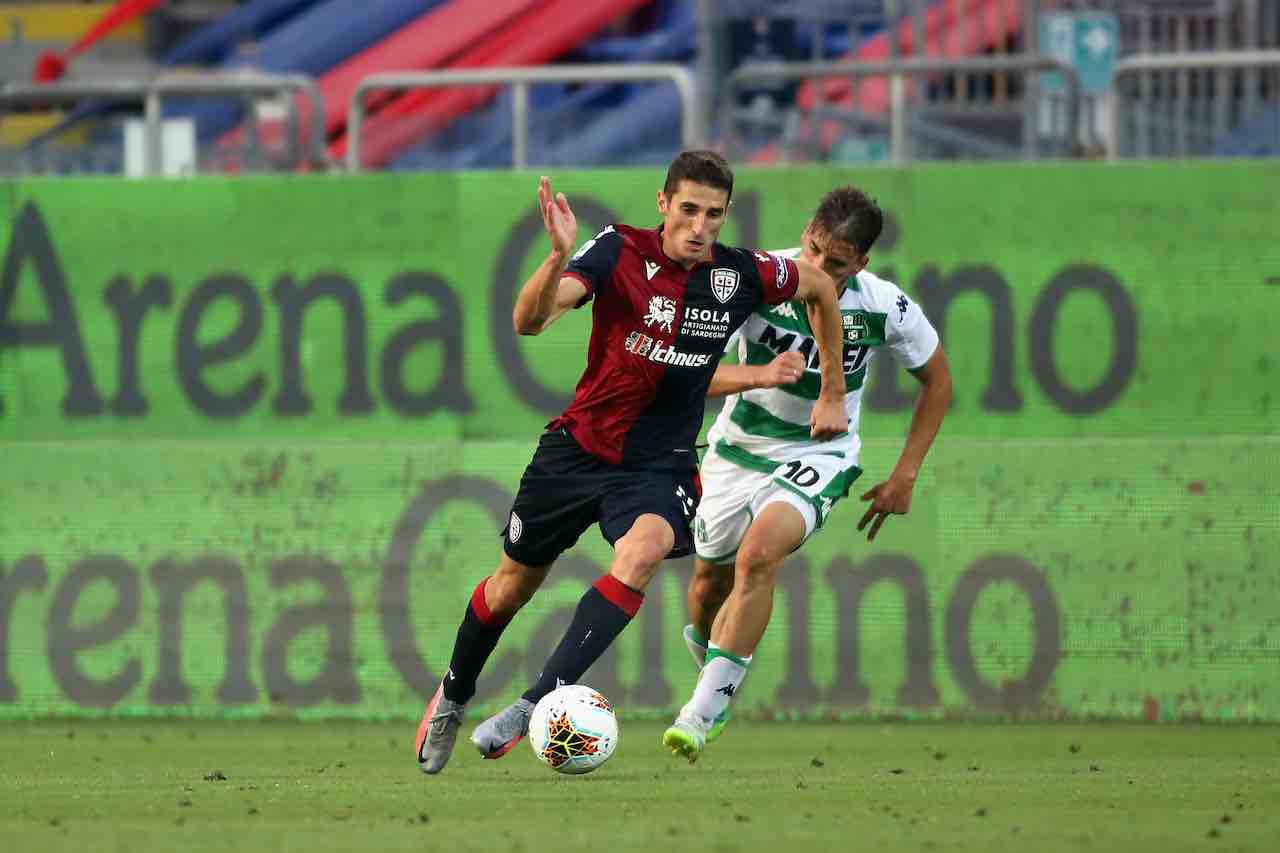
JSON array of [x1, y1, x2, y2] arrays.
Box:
[[3, 721, 1277, 852]]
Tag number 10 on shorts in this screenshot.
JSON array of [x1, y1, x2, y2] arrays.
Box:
[[771, 454, 860, 529]]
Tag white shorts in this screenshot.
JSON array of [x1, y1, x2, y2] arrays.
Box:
[[692, 442, 862, 566]]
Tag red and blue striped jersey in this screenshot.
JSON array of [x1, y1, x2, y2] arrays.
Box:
[[552, 223, 799, 468]]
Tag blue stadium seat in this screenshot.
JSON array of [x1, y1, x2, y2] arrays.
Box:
[[391, 0, 696, 170], [169, 0, 442, 141], [1212, 105, 1280, 158]]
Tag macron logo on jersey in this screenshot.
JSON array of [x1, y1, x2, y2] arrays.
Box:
[[645, 260, 661, 281]]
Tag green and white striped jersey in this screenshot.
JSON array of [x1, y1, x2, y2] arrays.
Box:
[[707, 249, 939, 473]]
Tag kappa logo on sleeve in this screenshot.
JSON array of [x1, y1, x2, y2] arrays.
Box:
[[896, 294, 909, 322]]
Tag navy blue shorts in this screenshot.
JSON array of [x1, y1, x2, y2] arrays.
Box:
[[502, 428, 701, 568]]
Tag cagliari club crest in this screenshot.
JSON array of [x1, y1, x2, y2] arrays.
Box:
[[710, 268, 740, 304]]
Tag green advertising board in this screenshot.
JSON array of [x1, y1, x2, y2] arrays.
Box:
[[1, 163, 1278, 721]]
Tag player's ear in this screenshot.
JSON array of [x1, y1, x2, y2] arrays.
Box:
[[853, 253, 869, 275], [656, 189, 669, 215]]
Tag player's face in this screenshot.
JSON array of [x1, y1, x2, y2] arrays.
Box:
[[800, 226, 866, 289], [657, 180, 731, 267]]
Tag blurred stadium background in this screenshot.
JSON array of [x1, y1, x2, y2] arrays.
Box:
[[1, 1, 1278, 850]]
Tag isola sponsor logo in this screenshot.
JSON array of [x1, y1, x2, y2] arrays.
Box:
[[685, 307, 729, 323], [682, 306, 731, 340], [625, 331, 712, 367]]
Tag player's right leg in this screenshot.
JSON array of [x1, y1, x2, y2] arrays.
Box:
[[416, 555, 548, 774], [685, 444, 759, 669], [668, 447, 763, 751], [685, 558, 735, 670], [681, 558, 735, 741], [417, 428, 595, 775]]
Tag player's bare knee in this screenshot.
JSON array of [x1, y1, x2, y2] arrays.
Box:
[[612, 540, 664, 580], [611, 535, 670, 589], [486, 576, 528, 616], [735, 541, 781, 590], [691, 564, 733, 606], [489, 560, 547, 614]]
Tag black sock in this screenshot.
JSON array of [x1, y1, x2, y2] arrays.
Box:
[[522, 575, 643, 705], [441, 577, 512, 704]]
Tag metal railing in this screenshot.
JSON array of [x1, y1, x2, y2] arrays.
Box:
[[0, 72, 328, 175], [722, 55, 1083, 164], [345, 64, 700, 173], [1107, 49, 1280, 159]]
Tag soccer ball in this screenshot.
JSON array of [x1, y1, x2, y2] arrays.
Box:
[[528, 684, 618, 775]]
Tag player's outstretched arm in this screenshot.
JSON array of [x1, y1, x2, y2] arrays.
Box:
[[857, 345, 953, 541], [793, 259, 848, 440], [708, 352, 806, 397], [513, 176, 588, 336]]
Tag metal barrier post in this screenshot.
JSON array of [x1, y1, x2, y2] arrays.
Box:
[[1, 72, 329, 175], [512, 81, 530, 171], [1023, 0, 1041, 159], [1107, 50, 1280, 158], [143, 89, 162, 176]]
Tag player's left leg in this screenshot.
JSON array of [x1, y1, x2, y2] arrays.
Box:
[[711, 501, 808, 656], [524, 511, 673, 702], [665, 500, 809, 762]]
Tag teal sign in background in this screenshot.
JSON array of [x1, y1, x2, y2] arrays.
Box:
[[1040, 11, 1120, 94]]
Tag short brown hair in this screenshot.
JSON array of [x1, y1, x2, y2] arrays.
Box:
[[811, 186, 883, 254], [663, 149, 734, 202]]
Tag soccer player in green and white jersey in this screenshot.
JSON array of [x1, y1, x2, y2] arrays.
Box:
[[663, 186, 953, 761]]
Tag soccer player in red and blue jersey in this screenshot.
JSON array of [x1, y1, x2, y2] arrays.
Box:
[[415, 151, 849, 774]]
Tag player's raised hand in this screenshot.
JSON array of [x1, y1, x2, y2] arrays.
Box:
[[856, 473, 915, 541], [756, 352, 806, 388], [809, 396, 848, 441], [538, 176, 577, 258]]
